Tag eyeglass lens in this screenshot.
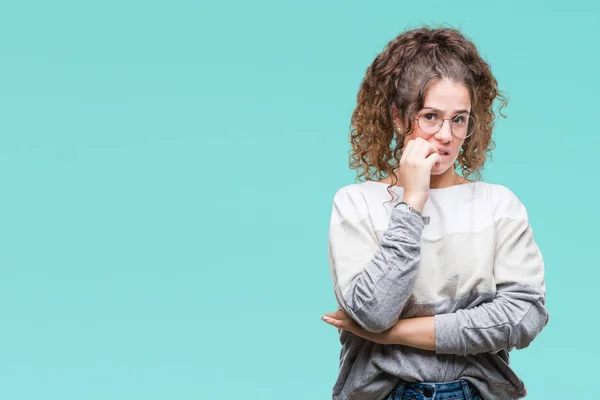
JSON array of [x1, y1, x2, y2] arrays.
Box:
[[417, 111, 474, 138]]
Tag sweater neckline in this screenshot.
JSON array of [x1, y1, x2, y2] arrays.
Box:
[[365, 179, 480, 193]]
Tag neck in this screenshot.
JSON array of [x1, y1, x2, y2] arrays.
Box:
[[429, 168, 461, 189], [381, 167, 464, 188]]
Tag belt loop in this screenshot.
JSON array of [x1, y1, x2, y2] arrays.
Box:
[[461, 380, 472, 400]]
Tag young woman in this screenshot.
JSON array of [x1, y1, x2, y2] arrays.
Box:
[[321, 26, 549, 400]]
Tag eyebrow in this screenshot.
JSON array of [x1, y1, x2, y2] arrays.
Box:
[[422, 107, 470, 114]]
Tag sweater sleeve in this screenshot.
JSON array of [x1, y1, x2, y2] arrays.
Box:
[[434, 185, 549, 356], [327, 185, 425, 333]]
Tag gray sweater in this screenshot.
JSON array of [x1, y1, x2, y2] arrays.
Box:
[[327, 181, 549, 400]]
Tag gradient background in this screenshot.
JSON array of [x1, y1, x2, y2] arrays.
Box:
[[0, 0, 597, 399]]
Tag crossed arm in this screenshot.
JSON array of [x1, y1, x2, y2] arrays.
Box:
[[323, 309, 436, 350], [323, 280, 549, 356], [326, 186, 549, 356]]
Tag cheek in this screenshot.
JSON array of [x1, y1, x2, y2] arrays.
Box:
[[451, 141, 465, 156]]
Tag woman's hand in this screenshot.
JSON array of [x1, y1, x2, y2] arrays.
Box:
[[395, 137, 441, 212], [321, 309, 389, 345]]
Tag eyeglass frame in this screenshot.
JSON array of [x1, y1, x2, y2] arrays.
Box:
[[413, 109, 475, 139]]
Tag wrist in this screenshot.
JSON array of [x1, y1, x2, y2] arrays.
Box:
[[386, 320, 407, 346], [402, 196, 425, 213]]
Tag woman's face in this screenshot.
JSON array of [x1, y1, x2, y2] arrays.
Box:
[[399, 78, 472, 176]]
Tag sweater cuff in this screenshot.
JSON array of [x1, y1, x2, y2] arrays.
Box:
[[389, 206, 425, 236], [434, 312, 463, 355]]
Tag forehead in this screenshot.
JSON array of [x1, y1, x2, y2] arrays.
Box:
[[423, 79, 471, 112]]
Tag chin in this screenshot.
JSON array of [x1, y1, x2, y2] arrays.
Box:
[[431, 163, 450, 175]]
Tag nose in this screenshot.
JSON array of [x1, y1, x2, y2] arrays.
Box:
[[434, 119, 453, 142]]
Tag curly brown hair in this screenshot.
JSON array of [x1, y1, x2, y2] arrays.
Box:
[[349, 25, 507, 197]]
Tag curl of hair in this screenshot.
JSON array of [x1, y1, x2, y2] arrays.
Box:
[[348, 25, 508, 202]]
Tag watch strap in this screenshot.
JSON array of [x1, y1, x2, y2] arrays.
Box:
[[396, 201, 430, 225]]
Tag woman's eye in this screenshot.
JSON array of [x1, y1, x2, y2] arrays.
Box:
[[453, 115, 466, 124], [423, 113, 438, 121]]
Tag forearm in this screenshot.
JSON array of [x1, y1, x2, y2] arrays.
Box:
[[364, 286, 547, 355], [334, 208, 425, 333], [435, 283, 548, 356], [379, 316, 436, 351]]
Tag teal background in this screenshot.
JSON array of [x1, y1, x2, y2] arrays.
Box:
[[0, 0, 597, 398]]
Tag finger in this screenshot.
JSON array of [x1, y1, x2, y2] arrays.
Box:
[[323, 312, 338, 319], [426, 142, 440, 157], [414, 139, 438, 160], [405, 137, 425, 162], [322, 316, 342, 327], [425, 151, 442, 169], [400, 139, 415, 163]]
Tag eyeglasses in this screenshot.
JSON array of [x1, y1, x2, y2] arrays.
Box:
[[414, 109, 475, 139]]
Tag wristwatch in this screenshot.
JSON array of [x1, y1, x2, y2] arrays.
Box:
[[395, 201, 430, 225]]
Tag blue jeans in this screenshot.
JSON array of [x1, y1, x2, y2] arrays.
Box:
[[385, 379, 483, 400]]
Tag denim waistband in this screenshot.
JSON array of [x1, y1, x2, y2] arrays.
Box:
[[387, 379, 479, 400]]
